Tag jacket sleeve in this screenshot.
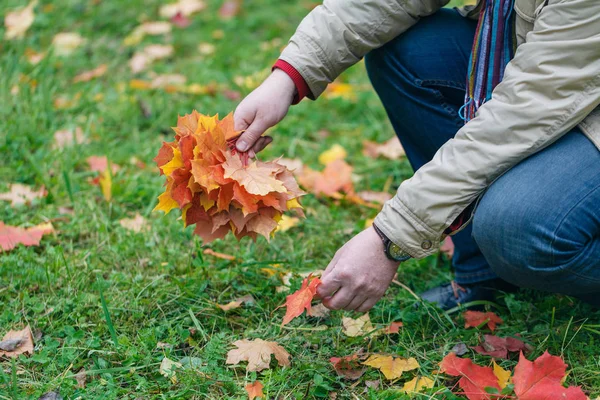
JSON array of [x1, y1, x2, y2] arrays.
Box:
[[375, 0, 600, 258], [279, 0, 450, 99]]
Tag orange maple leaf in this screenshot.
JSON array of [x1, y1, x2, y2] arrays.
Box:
[[279, 275, 322, 326], [0, 222, 54, 252], [245, 381, 264, 400], [463, 310, 503, 332]]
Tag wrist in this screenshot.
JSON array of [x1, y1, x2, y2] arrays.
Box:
[[270, 69, 296, 104]]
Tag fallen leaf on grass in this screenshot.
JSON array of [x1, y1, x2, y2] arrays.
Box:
[[330, 354, 366, 380], [362, 355, 419, 380], [472, 334, 531, 359], [464, 310, 503, 332], [493, 361, 510, 390], [124, 21, 172, 46], [226, 339, 290, 372], [170, 12, 191, 28], [245, 381, 263, 400], [159, 0, 206, 18], [52, 32, 85, 56], [73, 64, 107, 83], [4, 1, 37, 40], [318, 144, 347, 165], [53, 93, 81, 109], [219, 0, 242, 19], [513, 351, 586, 400], [324, 82, 356, 101], [198, 42, 216, 55], [119, 213, 148, 233], [383, 321, 403, 334], [86, 156, 120, 174], [217, 294, 254, 311], [74, 369, 86, 389], [363, 137, 405, 160], [342, 314, 373, 337], [0, 222, 54, 252], [279, 275, 321, 326], [159, 356, 182, 384], [402, 376, 435, 394], [298, 159, 354, 198], [129, 44, 174, 73], [356, 191, 392, 205], [306, 303, 330, 318], [0, 184, 47, 206], [53, 127, 86, 149], [0, 325, 34, 358], [203, 248, 236, 261], [439, 352, 501, 399], [25, 48, 45, 64]]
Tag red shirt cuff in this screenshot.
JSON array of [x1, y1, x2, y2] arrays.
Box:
[[273, 59, 311, 105]]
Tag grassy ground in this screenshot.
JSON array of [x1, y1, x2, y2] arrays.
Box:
[[1, 0, 600, 398]]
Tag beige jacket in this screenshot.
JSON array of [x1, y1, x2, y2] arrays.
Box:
[[279, 0, 600, 258]]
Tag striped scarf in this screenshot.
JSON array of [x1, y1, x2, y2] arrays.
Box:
[[460, 0, 516, 122]]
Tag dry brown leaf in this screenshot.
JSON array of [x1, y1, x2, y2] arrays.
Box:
[[0, 184, 47, 207], [159, 356, 182, 384], [159, 0, 206, 18], [119, 213, 148, 233], [129, 44, 174, 73], [52, 32, 85, 56], [24, 48, 45, 64], [124, 21, 172, 46], [226, 339, 290, 372], [53, 127, 87, 149], [219, 0, 242, 19], [277, 158, 304, 175], [306, 303, 330, 318], [0, 325, 34, 358], [198, 42, 215, 55], [203, 248, 236, 261], [356, 191, 392, 205], [73, 64, 107, 83], [342, 314, 373, 337], [217, 294, 254, 311], [363, 137, 405, 160], [4, 1, 37, 40], [74, 369, 86, 389]]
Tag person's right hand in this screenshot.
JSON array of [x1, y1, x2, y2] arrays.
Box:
[[233, 68, 297, 157]]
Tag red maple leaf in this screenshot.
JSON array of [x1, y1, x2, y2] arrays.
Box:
[[513, 351, 586, 400], [279, 275, 322, 326], [439, 352, 502, 400], [464, 311, 503, 332], [472, 334, 531, 359]]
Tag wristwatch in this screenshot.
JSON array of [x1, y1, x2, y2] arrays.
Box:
[[372, 223, 412, 262]]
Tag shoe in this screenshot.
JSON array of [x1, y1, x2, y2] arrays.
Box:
[[419, 279, 518, 310]]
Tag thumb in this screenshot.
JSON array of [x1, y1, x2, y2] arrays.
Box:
[[236, 118, 270, 152]]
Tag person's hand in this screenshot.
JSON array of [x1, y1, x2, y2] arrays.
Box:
[[316, 226, 400, 312], [233, 69, 296, 157]]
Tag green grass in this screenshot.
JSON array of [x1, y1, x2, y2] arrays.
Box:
[[1, 0, 600, 399]]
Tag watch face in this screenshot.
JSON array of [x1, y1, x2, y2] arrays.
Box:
[[387, 242, 410, 262]]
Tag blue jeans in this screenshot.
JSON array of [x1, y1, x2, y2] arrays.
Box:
[[365, 8, 600, 305]]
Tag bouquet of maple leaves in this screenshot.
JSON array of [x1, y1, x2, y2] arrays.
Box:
[[153, 111, 304, 242]]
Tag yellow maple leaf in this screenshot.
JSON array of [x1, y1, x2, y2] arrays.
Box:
[[403, 376, 434, 395], [161, 147, 184, 176], [154, 190, 178, 215], [362, 355, 419, 380], [4, 1, 37, 40], [223, 157, 287, 196], [493, 360, 511, 389], [318, 143, 347, 165]]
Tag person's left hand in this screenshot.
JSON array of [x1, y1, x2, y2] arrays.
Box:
[[316, 226, 400, 312]]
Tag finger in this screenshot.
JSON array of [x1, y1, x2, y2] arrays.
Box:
[[316, 273, 342, 300], [233, 106, 253, 132], [252, 136, 273, 154], [356, 298, 378, 313], [236, 118, 271, 152], [345, 295, 367, 312], [321, 248, 344, 281], [323, 288, 355, 311]]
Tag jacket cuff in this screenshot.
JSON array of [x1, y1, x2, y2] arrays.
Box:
[[374, 196, 440, 259], [273, 59, 311, 105]]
